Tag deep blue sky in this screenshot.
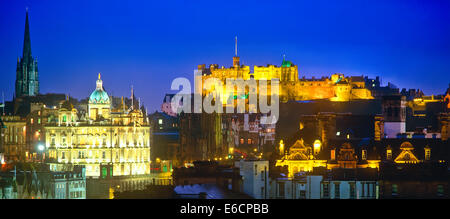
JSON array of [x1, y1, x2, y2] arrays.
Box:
[[1, 0, 449, 112]]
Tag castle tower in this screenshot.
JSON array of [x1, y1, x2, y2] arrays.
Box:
[[15, 10, 39, 97]]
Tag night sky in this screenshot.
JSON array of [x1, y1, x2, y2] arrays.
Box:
[[1, 0, 449, 112]]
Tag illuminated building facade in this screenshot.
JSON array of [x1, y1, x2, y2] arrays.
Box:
[[0, 115, 27, 161], [276, 136, 448, 178], [276, 140, 380, 177], [275, 139, 327, 177], [197, 53, 374, 106], [44, 74, 151, 177]]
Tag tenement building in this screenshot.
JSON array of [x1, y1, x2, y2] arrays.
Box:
[[0, 115, 27, 162]]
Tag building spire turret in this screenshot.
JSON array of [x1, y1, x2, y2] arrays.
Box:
[[23, 10, 32, 63], [15, 9, 39, 97], [233, 36, 240, 67]]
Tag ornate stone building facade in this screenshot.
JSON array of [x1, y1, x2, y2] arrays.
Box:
[[0, 115, 27, 161], [44, 75, 151, 177]]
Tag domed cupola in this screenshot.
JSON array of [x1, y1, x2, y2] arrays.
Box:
[[89, 73, 110, 104], [281, 55, 293, 67]]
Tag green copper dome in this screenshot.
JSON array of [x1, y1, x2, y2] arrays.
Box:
[[89, 89, 110, 104], [89, 73, 110, 104], [281, 60, 293, 67]]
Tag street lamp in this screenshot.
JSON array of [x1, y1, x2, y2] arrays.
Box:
[[38, 144, 45, 152], [37, 143, 45, 162]]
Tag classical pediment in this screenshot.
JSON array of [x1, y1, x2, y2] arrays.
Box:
[[394, 150, 419, 163], [394, 142, 420, 163]]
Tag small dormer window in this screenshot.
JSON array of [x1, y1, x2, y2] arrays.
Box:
[[425, 147, 431, 161], [362, 150, 367, 160]]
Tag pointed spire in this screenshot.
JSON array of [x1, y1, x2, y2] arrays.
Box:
[[22, 10, 32, 62]]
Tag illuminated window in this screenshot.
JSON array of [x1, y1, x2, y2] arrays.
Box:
[[313, 140, 321, 155], [240, 138, 244, 144], [387, 149, 392, 160], [63, 115, 67, 123], [38, 118, 41, 124], [158, 119, 163, 125], [102, 167, 107, 179], [425, 147, 431, 161], [247, 139, 252, 144], [331, 149, 336, 160], [30, 118, 33, 124], [362, 150, 367, 160]]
